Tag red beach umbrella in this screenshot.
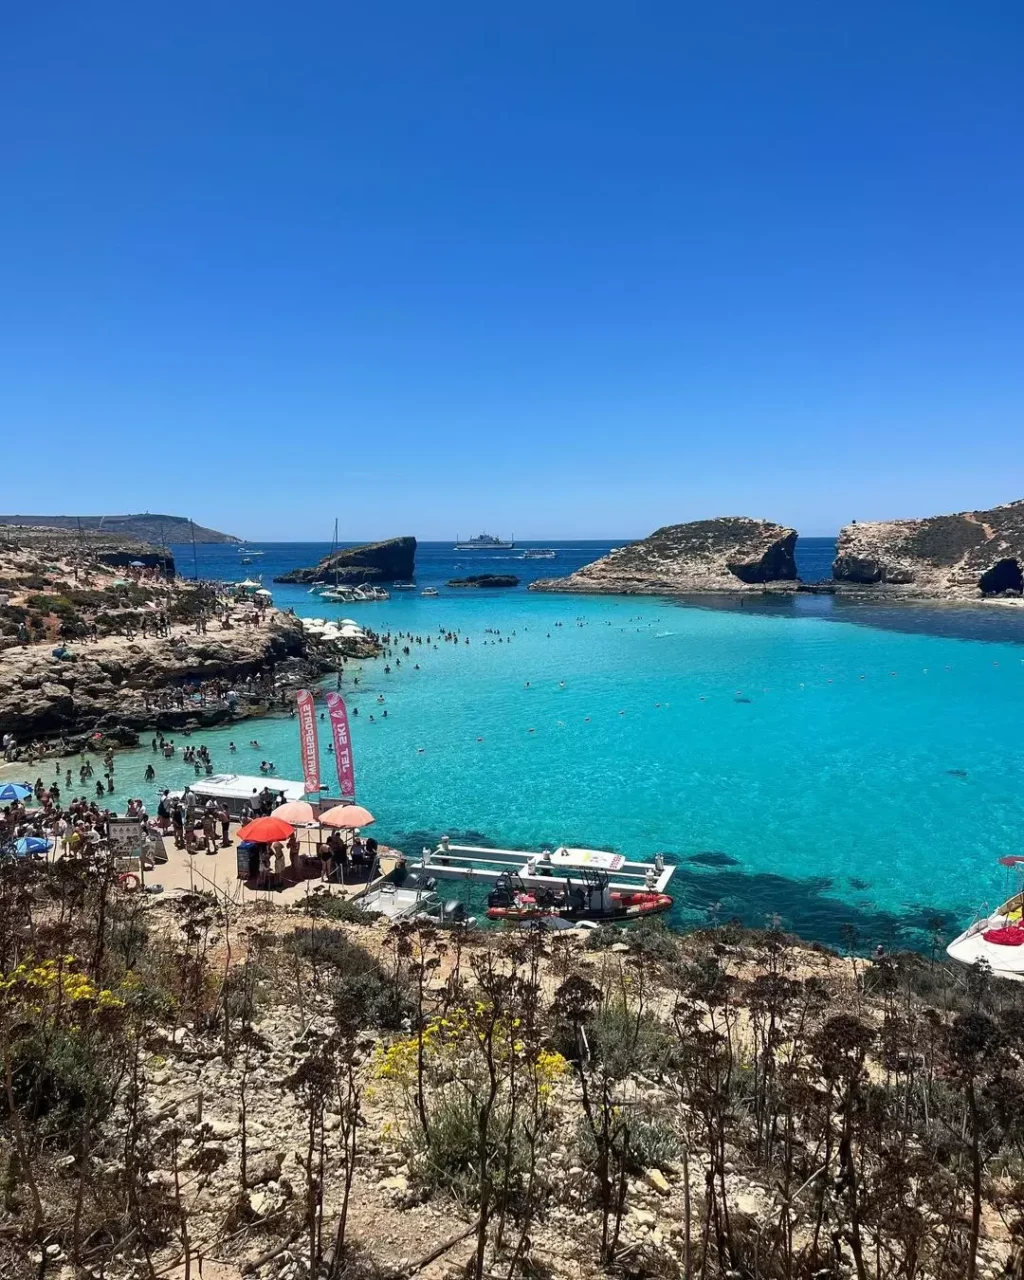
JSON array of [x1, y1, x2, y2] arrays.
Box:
[[237, 816, 294, 843], [273, 801, 317, 825], [318, 804, 375, 829]]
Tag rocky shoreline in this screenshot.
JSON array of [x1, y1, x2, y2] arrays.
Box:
[[0, 610, 362, 750], [0, 524, 379, 756]]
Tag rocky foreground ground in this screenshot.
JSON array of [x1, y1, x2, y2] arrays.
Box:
[[2, 864, 1021, 1280]]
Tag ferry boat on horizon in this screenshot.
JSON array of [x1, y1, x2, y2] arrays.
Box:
[[454, 532, 515, 550]]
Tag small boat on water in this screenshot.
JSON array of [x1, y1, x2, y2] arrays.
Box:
[[421, 587, 439, 597], [486, 869, 672, 924], [356, 871, 475, 925], [947, 857, 1024, 981], [521, 548, 556, 560], [454, 532, 515, 550], [321, 584, 390, 602], [391, 581, 416, 591]]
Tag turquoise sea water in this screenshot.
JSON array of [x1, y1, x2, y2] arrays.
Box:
[[60, 540, 1024, 950]]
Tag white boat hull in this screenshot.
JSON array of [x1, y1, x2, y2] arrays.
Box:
[[947, 885, 1024, 980], [947, 928, 1024, 980]]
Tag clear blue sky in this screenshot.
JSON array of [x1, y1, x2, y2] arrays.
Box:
[[2, 1, 1023, 541]]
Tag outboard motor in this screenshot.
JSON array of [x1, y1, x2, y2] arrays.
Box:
[[488, 870, 517, 908], [443, 899, 466, 922]]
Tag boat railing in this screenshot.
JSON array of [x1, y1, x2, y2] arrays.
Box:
[[964, 901, 992, 936]]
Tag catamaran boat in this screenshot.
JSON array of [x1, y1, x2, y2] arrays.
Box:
[[521, 548, 556, 560], [407, 839, 675, 926], [947, 857, 1024, 980], [454, 533, 515, 550]]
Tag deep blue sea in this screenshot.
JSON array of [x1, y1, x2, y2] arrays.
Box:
[[91, 538, 1024, 950]]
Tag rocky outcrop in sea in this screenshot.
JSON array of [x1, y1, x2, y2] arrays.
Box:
[[832, 499, 1024, 597], [274, 536, 416, 585], [531, 517, 798, 595], [447, 574, 520, 588]]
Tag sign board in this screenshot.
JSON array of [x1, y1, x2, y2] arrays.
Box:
[[108, 817, 144, 857]]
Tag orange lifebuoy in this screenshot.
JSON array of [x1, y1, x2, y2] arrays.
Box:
[[119, 872, 141, 892]]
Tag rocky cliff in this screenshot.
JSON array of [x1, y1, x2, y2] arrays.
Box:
[[275, 536, 416, 585], [531, 518, 798, 595], [833, 500, 1024, 597]]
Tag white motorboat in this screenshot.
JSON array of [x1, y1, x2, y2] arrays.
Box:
[[420, 587, 439, 597], [392, 581, 416, 591], [947, 857, 1024, 981], [355, 871, 474, 925], [521, 548, 556, 560]]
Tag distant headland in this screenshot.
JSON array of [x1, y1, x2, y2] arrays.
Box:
[[0, 514, 240, 545]]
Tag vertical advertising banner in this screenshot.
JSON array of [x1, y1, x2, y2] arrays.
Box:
[[325, 691, 355, 798], [295, 689, 320, 795]]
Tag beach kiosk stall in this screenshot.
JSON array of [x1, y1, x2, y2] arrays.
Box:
[[167, 774, 306, 821]]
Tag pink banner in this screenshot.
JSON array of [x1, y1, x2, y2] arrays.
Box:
[[325, 692, 355, 799], [295, 690, 320, 796]]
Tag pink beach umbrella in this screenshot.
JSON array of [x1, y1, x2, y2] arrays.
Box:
[[318, 803, 375, 829], [273, 800, 318, 826]]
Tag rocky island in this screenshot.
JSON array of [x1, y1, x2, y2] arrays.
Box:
[[833, 499, 1024, 597], [274, 535, 416, 585], [532, 517, 798, 595], [447, 573, 520, 588]]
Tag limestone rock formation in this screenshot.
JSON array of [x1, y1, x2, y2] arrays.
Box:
[[0, 613, 343, 742], [447, 574, 520, 588], [531, 518, 798, 595], [832, 501, 1024, 597], [275, 537, 416, 585]]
